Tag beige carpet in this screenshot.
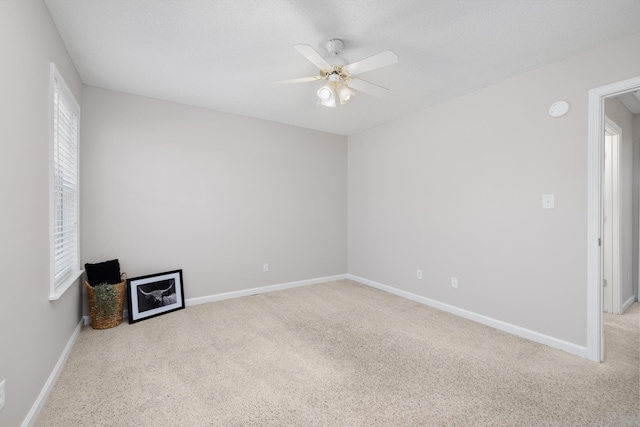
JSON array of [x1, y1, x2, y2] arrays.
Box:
[[35, 280, 639, 426]]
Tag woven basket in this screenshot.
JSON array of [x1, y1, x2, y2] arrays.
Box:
[[86, 273, 127, 329]]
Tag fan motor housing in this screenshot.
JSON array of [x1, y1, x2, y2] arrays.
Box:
[[326, 39, 344, 54], [325, 39, 348, 66]]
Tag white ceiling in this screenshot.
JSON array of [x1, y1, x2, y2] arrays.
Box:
[[44, 0, 640, 136]]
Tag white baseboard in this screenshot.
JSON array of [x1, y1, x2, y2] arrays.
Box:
[[622, 295, 637, 313], [347, 274, 588, 359], [21, 320, 83, 427], [82, 275, 349, 323], [186, 274, 348, 307]]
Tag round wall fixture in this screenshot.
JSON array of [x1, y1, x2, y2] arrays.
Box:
[[549, 100, 571, 118]]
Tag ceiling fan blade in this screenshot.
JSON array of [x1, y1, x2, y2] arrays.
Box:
[[348, 78, 390, 98], [294, 44, 332, 70], [344, 51, 398, 75], [272, 76, 322, 84]]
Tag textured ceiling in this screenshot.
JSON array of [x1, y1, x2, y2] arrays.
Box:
[[44, 0, 640, 136]]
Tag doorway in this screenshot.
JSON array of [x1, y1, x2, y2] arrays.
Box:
[[587, 75, 640, 362]]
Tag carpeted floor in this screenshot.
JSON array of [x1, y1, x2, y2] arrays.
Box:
[[35, 279, 639, 426]]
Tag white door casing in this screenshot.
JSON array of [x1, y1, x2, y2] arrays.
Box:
[[587, 75, 640, 362]]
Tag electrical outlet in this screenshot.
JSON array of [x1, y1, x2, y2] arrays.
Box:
[[417, 269, 423, 279], [263, 263, 269, 272], [0, 379, 5, 411], [451, 277, 458, 288]]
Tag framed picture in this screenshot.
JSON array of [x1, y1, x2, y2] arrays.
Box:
[[127, 269, 185, 323]]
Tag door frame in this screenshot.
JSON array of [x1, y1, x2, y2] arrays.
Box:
[[587, 75, 640, 362]]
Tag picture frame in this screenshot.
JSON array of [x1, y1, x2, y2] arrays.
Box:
[[127, 269, 185, 323]]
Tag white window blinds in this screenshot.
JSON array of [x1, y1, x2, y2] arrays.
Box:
[[50, 63, 80, 297]]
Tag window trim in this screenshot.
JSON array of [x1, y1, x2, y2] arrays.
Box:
[[49, 63, 82, 300]]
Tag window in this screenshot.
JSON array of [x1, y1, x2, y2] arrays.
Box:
[[49, 63, 81, 300]]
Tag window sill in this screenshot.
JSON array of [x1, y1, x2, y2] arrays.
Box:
[[49, 269, 84, 301]]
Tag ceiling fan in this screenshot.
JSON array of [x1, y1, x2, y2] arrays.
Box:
[[273, 39, 398, 108]]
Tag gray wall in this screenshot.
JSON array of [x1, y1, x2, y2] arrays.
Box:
[[81, 87, 348, 302], [0, 0, 83, 425], [348, 32, 640, 347]]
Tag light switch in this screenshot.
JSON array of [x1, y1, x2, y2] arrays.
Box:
[[542, 194, 554, 209]]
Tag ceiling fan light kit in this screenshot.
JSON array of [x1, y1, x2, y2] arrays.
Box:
[[273, 38, 398, 108], [337, 84, 354, 103], [317, 83, 336, 107]]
